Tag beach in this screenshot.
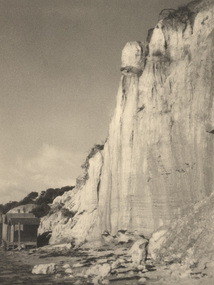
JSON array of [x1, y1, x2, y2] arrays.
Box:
[[0, 244, 213, 285]]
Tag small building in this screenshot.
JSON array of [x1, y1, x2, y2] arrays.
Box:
[[0, 212, 2, 243], [2, 213, 40, 250]]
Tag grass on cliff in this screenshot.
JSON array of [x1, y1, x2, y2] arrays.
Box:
[[81, 144, 104, 171], [75, 144, 104, 189], [159, 5, 196, 28]]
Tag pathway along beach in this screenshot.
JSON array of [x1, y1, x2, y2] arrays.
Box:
[[0, 247, 73, 285], [0, 248, 48, 284], [1, 246, 213, 285]]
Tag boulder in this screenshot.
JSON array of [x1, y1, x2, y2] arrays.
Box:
[[65, 268, 73, 274], [62, 263, 71, 269], [85, 263, 111, 278], [204, 261, 214, 276], [138, 277, 147, 284], [148, 229, 167, 260], [129, 238, 148, 266], [32, 263, 56, 275]]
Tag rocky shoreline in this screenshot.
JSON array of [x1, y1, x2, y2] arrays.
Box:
[[1, 230, 214, 285]]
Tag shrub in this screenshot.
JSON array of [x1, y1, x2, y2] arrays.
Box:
[[61, 208, 76, 219], [30, 203, 51, 218]]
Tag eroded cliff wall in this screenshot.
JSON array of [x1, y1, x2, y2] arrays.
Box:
[[39, 0, 214, 244]]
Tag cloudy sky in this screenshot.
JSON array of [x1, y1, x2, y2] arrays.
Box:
[[0, 0, 190, 204]]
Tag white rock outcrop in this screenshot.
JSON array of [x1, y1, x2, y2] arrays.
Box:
[[39, 0, 214, 245], [32, 263, 56, 275], [38, 149, 103, 244], [129, 238, 148, 266]]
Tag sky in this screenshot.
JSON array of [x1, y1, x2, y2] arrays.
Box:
[[0, 0, 190, 204]]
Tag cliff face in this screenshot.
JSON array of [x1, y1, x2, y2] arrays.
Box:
[[148, 192, 214, 267], [39, 0, 214, 244], [96, 0, 214, 237]]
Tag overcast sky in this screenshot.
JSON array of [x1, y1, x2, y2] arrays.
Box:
[[0, 0, 190, 204]]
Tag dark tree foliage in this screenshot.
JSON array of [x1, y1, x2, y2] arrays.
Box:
[[0, 201, 19, 214], [32, 186, 75, 218], [0, 186, 74, 216], [36, 186, 74, 206], [31, 203, 51, 218], [61, 208, 76, 218], [17, 191, 38, 206]]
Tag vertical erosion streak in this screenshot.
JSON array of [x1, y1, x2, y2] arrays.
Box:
[[118, 73, 140, 231]]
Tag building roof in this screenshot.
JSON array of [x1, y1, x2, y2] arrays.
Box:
[[4, 213, 39, 225], [9, 217, 40, 225], [6, 213, 36, 219]]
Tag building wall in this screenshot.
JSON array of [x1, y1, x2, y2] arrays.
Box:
[[2, 222, 8, 242], [13, 225, 38, 243], [0, 223, 2, 242]]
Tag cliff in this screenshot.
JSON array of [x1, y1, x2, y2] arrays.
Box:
[[39, 0, 214, 245], [148, 192, 214, 269]]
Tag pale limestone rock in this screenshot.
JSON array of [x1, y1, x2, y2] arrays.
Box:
[[62, 263, 71, 269], [111, 259, 121, 270], [147, 192, 214, 271], [39, 0, 214, 248], [128, 238, 148, 266], [204, 261, 214, 276], [74, 280, 82, 285], [38, 150, 103, 245], [94, 0, 214, 238], [72, 263, 85, 268], [65, 268, 73, 274], [85, 263, 111, 278], [32, 263, 56, 275], [170, 264, 192, 281], [101, 279, 110, 285], [138, 277, 147, 284], [121, 41, 144, 70], [116, 231, 131, 243], [148, 229, 167, 260]]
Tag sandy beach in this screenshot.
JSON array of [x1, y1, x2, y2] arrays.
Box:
[[1, 244, 214, 285]]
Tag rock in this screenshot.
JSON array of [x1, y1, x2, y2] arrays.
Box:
[[138, 277, 147, 284], [114, 248, 128, 255], [65, 268, 73, 274], [101, 279, 110, 285], [55, 273, 62, 279], [62, 263, 71, 269], [204, 261, 214, 276], [74, 280, 82, 285], [28, 249, 37, 255], [169, 264, 192, 280], [129, 239, 148, 265], [148, 229, 167, 260], [118, 258, 126, 264], [97, 258, 109, 264], [81, 240, 104, 249], [111, 260, 121, 270], [38, 1, 214, 266], [32, 263, 56, 275], [137, 264, 146, 271], [116, 231, 132, 243], [72, 262, 85, 268], [146, 193, 214, 270], [92, 276, 100, 285], [86, 263, 111, 278], [121, 41, 144, 71], [68, 274, 74, 278]]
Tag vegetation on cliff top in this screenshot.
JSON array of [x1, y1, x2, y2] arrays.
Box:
[[0, 186, 75, 218]]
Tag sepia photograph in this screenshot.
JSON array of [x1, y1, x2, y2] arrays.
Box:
[[0, 0, 214, 284]]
